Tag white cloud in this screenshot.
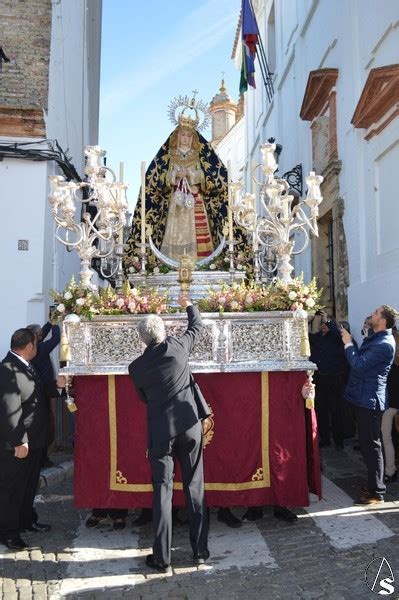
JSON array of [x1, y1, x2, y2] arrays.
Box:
[[101, 0, 238, 116]]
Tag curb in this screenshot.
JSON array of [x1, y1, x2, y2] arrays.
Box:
[[38, 460, 74, 489]]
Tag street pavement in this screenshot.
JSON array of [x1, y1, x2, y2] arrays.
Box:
[[1, 445, 399, 600]]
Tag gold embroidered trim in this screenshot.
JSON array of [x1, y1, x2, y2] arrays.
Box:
[[251, 468, 264, 481], [108, 374, 270, 492]]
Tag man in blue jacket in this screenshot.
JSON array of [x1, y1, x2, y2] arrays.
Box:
[[341, 305, 397, 505]]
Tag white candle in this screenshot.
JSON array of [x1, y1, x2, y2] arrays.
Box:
[[227, 160, 233, 243], [118, 162, 125, 244], [141, 161, 146, 245], [251, 159, 256, 195]]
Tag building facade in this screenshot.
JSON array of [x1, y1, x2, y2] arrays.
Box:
[[229, 0, 399, 334], [0, 0, 102, 357]]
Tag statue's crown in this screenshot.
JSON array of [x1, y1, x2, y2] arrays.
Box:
[[168, 92, 210, 132]]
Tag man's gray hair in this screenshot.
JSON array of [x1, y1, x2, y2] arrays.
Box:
[[27, 324, 42, 337], [137, 315, 166, 346]]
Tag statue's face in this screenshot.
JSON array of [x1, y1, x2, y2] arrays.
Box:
[[178, 128, 193, 149]]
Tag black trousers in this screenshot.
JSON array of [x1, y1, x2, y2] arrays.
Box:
[[0, 447, 42, 538], [315, 374, 344, 445], [149, 421, 208, 565], [355, 405, 386, 496]]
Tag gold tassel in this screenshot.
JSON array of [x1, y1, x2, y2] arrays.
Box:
[[59, 323, 71, 362], [66, 399, 78, 413], [305, 396, 315, 410], [300, 317, 311, 357], [305, 370, 315, 410], [65, 379, 77, 412]]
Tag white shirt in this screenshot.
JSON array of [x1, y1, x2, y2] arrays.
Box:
[[10, 350, 30, 367]]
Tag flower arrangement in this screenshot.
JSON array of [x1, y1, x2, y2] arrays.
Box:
[[51, 276, 172, 319], [199, 251, 248, 273], [124, 253, 171, 276], [197, 276, 322, 313]]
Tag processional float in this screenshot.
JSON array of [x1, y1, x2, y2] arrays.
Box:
[[48, 92, 323, 508]]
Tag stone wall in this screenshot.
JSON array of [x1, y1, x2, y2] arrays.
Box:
[[0, 0, 52, 135]]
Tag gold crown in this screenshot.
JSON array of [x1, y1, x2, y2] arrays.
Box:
[[168, 92, 210, 132], [178, 111, 199, 130]]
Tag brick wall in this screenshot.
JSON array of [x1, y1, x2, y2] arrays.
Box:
[[0, 0, 52, 136]]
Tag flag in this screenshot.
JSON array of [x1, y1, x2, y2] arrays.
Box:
[[240, 0, 259, 93]]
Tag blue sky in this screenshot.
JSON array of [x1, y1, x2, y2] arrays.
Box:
[[99, 0, 241, 210]]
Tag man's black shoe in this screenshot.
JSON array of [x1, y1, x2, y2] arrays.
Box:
[[23, 523, 51, 533], [85, 515, 107, 528], [132, 509, 152, 527], [335, 442, 344, 450], [217, 508, 242, 528], [193, 549, 210, 564], [145, 554, 172, 574], [273, 507, 298, 522], [1, 537, 29, 550], [242, 507, 263, 521]]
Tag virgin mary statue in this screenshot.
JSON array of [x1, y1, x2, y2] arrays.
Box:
[[125, 93, 250, 272]]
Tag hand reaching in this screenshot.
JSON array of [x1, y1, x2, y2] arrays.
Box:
[[177, 294, 192, 309]]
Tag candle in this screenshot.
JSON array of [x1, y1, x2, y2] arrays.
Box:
[[141, 161, 146, 245], [251, 159, 256, 195], [118, 163, 125, 244], [227, 160, 233, 243]]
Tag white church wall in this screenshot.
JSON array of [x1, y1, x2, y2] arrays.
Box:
[[238, 0, 399, 335]]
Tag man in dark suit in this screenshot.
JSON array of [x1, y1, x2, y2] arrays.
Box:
[[128, 296, 211, 574], [0, 328, 64, 550], [27, 321, 61, 467]]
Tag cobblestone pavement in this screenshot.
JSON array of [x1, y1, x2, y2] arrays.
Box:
[[2, 445, 399, 600]]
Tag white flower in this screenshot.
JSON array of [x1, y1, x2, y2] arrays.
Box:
[[305, 297, 315, 308], [209, 263, 216, 270], [153, 267, 160, 275], [76, 298, 86, 306], [245, 294, 254, 305], [128, 301, 136, 312], [116, 298, 125, 308], [224, 257, 230, 263], [218, 296, 227, 305], [230, 300, 240, 311], [288, 291, 297, 301], [237, 264, 243, 270], [64, 291, 73, 300], [129, 267, 135, 273], [302, 286, 309, 294], [57, 303, 66, 313]]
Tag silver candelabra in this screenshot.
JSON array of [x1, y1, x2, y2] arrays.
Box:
[[48, 146, 128, 288], [231, 142, 323, 283]]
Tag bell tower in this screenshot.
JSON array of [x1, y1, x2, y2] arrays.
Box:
[[209, 79, 238, 145]]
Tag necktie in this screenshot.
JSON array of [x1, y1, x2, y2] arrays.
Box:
[[26, 363, 37, 378]]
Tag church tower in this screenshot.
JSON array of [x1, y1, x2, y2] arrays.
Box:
[[209, 79, 238, 145]]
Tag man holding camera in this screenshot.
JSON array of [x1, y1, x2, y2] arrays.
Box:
[[340, 305, 396, 505], [310, 312, 347, 450]]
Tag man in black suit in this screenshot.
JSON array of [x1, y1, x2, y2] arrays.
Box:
[[27, 321, 61, 467], [129, 296, 211, 574], [0, 328, 64, 550]]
